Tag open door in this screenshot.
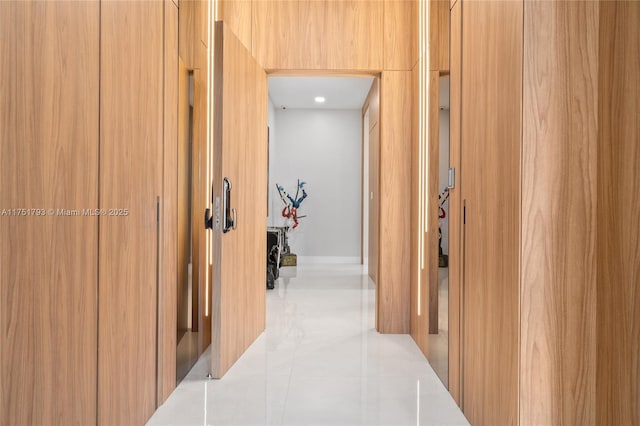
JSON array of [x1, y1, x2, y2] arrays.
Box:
[[210, 22, 268, 378]]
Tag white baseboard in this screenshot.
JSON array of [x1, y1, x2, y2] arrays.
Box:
[[296, 256, 362, 265]]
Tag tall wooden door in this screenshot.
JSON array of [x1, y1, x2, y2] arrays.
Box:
[[460, 1, 522, 424], [98, 1, 163, 424], [0, 2, 99, 423], [211, 22, 268, 378]]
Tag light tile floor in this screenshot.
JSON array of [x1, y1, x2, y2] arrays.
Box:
[[148, 264, 469, 426]]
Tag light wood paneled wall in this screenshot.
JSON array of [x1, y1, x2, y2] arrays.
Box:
[[597, 2, 640, 424], [520, 2, 598, 425], [362, 79, 380, 286], [384, 0, 418, 70], [232, 0, 415, 71], [252, 0, 300, 70], [219, 0, 252, 51], [211, 22, 268, 377], [429, 0, 449, 71], [0, 2, 99, 423], [159, 0, 180, 404], [252, 0, 385, 71], [460, 1, 521, 424], [180, 0, 208, 70], [447, 0, 461, 406], [378, 71, 413, 334], [98, 1, 163, 424]]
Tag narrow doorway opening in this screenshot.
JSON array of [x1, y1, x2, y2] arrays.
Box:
[[176, 67, 200, 382], [265, 75, 378, 312], [428, 75, 450, 387]]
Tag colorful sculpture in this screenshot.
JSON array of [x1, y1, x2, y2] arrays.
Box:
[[276, 179, 308, 229]]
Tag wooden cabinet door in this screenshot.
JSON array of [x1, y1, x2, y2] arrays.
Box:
[[1, 2, 99, 423], [460, 1, 522, 425], [210, 22, 268, 378], [98, 1, 163, 424]]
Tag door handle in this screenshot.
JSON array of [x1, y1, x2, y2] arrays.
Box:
[[222, 177, 235, 233]]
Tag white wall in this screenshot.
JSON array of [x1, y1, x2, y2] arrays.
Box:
[[438, 76, 450, 255], [270, 108, 362, 259], [267, 97, 278, 227]]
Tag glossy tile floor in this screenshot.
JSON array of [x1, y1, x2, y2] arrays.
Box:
[[148, 264, 469, 426]]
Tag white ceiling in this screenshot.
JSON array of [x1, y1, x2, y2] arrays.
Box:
[[268, 76, 375, 110]]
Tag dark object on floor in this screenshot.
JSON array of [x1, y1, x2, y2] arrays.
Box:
[[438, 226, 448, 267], [281, 253, 297, 267], [267, 231, 280, 289]]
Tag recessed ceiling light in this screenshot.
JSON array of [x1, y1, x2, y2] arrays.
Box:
[[314, 96, 326, 103]]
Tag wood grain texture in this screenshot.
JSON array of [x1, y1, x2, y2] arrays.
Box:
[[427, 70, 440, 335], [212, 22, 267, 378], [460, 1, 521, 424], [378, 71, 412, 333], [363, 79, 380, 286], [0, 2, 99, 423], [384, 0, 418, 70], [253, 0, 384, 71], [447, 0, 461, 406], [429, 0, 449, 72], [159, 0, 180, 404], [180, 0, 206, 69], [520, 2, 598, 425], [98, 1, 163, 424], [597, 2, 640, 425], [252, 0, 300, 70], [219, 0, 252, 52]]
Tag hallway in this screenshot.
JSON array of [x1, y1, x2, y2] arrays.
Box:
[[148, 265, 468, 425]]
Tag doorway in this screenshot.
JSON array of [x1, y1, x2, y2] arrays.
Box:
[[266, 76, 376, 269], [428, 75, 451, 387], [176, 60, 210, 382]]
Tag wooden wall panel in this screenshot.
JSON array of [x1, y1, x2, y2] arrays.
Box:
[[447, 0, 461, 406], [520, 2, 598, 425], [219, 0, 252, 52], [252, 0, 299, 70], [597, 2, 640, 424], [180, 0, 206, 69], [460, 1, 521, 424], [378, 71, 412, 334], [429, 0, 449, 72], [212, 22, 267, 377], [0, 2, 99, 424], [325, 0, 383, 70], [384, 0, 417, 70], [98, 1, 163, 424], [159, 0, 180, 405], [253, 0, 384, 70], [363, 80, 380, 286]]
